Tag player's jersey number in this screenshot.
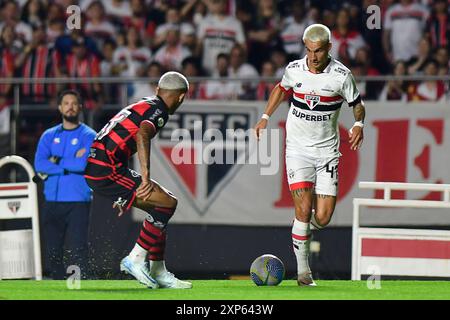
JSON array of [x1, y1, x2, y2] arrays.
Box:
[[95, 109, 132, 141], [325, 162, 338, 179]]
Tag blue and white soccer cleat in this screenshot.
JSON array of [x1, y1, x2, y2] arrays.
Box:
[[152, 270, 193, 289], [120, 256, 159, 289]]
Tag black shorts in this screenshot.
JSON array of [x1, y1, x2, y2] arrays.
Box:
[[85, 165, 142, 211]]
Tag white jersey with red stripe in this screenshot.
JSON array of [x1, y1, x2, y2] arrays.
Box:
[[280, 56, 361, 159], [197, 14, 246, 74]]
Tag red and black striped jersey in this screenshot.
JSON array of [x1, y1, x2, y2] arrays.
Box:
[[0, 48, 14, 91], [0, 47, 14, 111], [66, 52, 101, 109], [21, 45, 60, 102], [86, 96, 169, 178]]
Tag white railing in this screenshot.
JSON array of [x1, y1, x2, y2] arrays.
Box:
[[352, 181, 450, 280], [0, 74, 449, 84]]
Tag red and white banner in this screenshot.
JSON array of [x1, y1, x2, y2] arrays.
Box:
[[133, 101, 450, 226], [357, 228, 450, 278]]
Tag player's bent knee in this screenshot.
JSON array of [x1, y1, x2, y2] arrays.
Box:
[[169, 196, 178, 209], [294, 204, 313, 221], [295, 204, 312, 215], [316, 215, 331, 227], [315, 210, 334, 227]]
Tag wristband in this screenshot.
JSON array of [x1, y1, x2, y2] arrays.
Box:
[[353, 121, 364, 128], [261, 114, 270, 120]]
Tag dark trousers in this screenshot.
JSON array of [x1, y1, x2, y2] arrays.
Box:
[[42, 202, 90, 280]]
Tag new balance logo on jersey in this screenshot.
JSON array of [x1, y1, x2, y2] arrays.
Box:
[[322, 85, 334, 93], [288, 169, 295, 179], [304, 95, 320, 109]]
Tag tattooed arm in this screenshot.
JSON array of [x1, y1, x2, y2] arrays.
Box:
[[135, 121, 157, 201], [349, 102, 365, 150], [353, 102, 365, 122]]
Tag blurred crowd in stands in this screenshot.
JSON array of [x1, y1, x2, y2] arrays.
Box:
[[0, 0, 449, 110]]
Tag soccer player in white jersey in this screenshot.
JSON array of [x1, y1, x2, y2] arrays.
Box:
[[254, 24, 365, 286]]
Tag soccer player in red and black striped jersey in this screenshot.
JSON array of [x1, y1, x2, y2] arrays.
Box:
[[85, 71, 192, 289]]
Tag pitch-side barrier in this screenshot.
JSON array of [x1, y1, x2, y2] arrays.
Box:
[[0, 156, 42, 280], [352, 181, 450, 280]]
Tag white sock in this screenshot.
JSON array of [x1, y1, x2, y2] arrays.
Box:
[[292, 219, 311, 275], [150, 260, 167, 276], [128, 243, 147, 264]]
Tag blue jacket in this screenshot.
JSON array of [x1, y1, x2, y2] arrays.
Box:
[[34, 123, 96, 202]]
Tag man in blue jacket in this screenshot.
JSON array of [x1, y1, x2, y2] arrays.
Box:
[[34, 90, 96, 279]]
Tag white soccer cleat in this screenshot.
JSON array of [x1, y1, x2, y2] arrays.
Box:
[[152, 270, 193, 289], [297, 271, 317, 287], [120, 256, 159, 289]]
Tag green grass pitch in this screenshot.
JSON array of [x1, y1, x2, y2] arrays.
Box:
[[0, 280, 449, 300]]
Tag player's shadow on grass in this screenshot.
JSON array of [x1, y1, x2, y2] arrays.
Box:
[[78, 288, 153, 293]]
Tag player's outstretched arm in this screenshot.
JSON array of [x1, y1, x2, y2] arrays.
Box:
[[254, 83, 286, 140], [348, 102, 365, 150]]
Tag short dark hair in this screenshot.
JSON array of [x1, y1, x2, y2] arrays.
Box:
[[217, 53, 229, 61], [147, 60, 163, 70], [1, 0, 17, 10], [423, 58, 439, 68], [434, 46, 448, 54], [58, 89, 83, 105], [181, 56, 200, 69]]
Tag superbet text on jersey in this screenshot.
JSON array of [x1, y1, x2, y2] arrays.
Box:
[[279, 56, 362, 159]]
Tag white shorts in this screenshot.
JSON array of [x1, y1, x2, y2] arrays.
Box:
[[286, 153, 339, 196]]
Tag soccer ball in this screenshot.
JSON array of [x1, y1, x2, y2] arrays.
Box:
[[250, 254, 285, 286]]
